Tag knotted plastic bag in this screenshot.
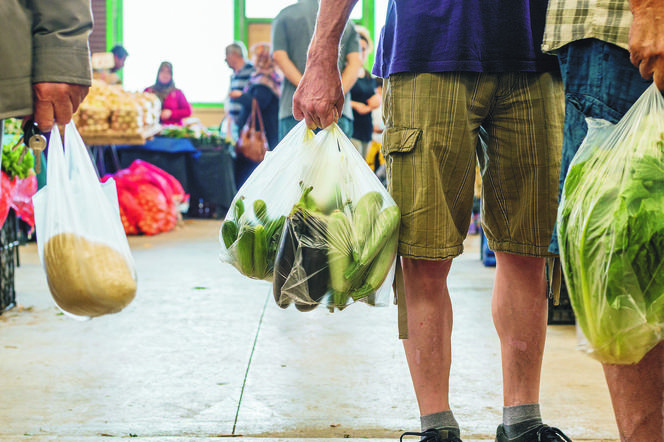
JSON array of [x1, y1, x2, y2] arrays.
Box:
[[558, 84, 664, 364], [219, 121, 400, 312], [33, 123, 137, 319]]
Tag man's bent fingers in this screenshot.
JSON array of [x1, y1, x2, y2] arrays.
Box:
[[71, 86, 89, 113], [320, 114, 335, 129], [33, 100, 55, 132], [304, 113, 319, 130], [639, 57, 655, 81], [52, 98, 74, 127], [653, 69, 664, 91], [630, 49, 643, 69], [293, 104, 305, 121]]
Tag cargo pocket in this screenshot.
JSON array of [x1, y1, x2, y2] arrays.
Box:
[[382, 127, 422, 157]]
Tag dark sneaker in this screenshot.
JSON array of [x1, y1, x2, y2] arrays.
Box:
[[496, 423, 573, 441], [400, 428, 463, 442]]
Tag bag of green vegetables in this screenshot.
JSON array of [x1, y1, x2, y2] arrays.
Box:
[[558, 84, 664, 364], [219, 121, 400, 313]]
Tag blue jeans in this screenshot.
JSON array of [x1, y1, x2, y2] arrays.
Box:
[[278, 115, 353, 142], [549, 38, 652, 254]]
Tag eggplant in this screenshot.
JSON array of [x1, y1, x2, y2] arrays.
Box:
[[291, 208, 330, 309], [273, 219, 296, 309]]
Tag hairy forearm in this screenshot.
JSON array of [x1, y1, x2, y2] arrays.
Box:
[[628, 0, 664, 88], [629, 0, 663, 12], [307, 0, 358, 69]]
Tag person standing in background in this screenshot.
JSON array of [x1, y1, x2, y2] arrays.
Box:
[[292, 1, 574, 441], [271, 0, 362, 140], [224, 42, 255, 140], [543, 1, 664, 440], [0, 0, 92, 137], [233, 42, 283, 188], [350, 25, 381, 159], [110, 45, 128, 76], [144, 61, 192, 126]]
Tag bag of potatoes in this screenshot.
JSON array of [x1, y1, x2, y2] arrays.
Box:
[[33, 123, 137, 319]]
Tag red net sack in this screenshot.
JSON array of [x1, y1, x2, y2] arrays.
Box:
[[0, 171, 17, 228], [11, 175, 38, 231]]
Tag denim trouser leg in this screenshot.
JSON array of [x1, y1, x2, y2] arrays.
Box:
[[549, 38, 651, 253]]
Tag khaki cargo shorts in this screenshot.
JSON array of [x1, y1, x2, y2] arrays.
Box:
[[382, 71, 564, 260]]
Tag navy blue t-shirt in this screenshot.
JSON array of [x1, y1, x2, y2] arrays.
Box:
[[373, 1, 558, 77]]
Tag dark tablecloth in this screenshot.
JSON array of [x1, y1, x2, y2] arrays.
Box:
[[109, 137, 237, 215]]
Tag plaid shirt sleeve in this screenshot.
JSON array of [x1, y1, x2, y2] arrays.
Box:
[[542, 0, 632, 53]]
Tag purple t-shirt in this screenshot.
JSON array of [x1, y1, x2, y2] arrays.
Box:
[[373, 1, 558, 78]]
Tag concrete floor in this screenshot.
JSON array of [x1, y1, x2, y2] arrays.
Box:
[[0, 219, 619, 442]]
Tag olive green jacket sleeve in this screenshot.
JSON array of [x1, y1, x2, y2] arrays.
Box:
[[30, 0, 93, 86], [0, 0, 92, 119]]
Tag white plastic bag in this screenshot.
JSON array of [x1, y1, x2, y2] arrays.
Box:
[[558, 84, 664, 364], [33, 123, 137, 319], [219, 121, 400, 312]]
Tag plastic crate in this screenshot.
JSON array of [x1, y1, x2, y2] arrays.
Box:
[[0, 209, 19, 314]]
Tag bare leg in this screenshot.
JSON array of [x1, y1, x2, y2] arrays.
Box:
[[602, 341, 664, 441], [401, 257, 454, 414], [492, 252, 548, 406]]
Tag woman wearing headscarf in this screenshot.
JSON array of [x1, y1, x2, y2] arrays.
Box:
[[144, 61, 192, 126], [234, 42, 283, 188]]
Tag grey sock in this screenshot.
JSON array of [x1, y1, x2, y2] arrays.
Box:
[[503, 403, 542, 439], [421, 410, 459, 434]]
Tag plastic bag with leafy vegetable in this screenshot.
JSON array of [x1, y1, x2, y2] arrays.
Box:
[[558, 84, 664, 364]]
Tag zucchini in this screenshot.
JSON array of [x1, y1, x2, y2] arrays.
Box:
[[345, 204, 400, 280], [331, 290, 350, 310], [350, 231, 398, 301], [221, 219, 238, 249], [352, 191, 383, 259], [358, 205, 400, 266], [253, 224, 268, 279], [273, 219, 296, 309], [236, 225, 255, 277], [253, 199, 269, 225], [232, 197, 245, 221], [327, 210, 354, 293]]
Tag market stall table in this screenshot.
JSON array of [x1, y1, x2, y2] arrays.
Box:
[[109, 137, 237, 217], [82, 125, 162, 176]]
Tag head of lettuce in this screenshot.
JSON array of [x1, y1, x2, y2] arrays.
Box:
[[558, 84, 664, 365]]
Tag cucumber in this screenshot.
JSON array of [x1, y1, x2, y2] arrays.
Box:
[[236, 225, 255, 277], [253, 224, 268, 279], [221, 219, 238, 249]]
